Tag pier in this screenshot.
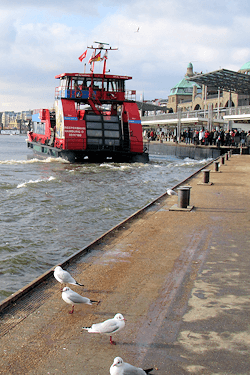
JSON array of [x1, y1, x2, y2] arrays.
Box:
[[1, 155, 250, 374]]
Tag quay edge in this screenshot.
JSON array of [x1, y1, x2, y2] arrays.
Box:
[[147, 140, 249, 159]]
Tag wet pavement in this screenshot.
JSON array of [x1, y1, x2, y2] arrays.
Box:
[[0, 154, 250, 375]]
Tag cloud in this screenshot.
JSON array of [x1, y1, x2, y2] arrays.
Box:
[[0, 0, 115, 15], [1, 0, 250, 111]]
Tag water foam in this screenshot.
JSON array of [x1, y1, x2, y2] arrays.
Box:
[[0, 157, 68, 165], [17, 176, 56, 189]]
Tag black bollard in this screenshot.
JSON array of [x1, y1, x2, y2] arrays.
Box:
[[221, 155, 225, 165], [225, 153, 228, 160], [203, 169, 210, 183], [177, 186, 191, 208], [214, 161, 219, 172]]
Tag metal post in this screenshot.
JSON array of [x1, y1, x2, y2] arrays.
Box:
[[225, 153, 228, 160], [177, 109, 181, 143], [217, 89, 220, 118], [208, 104, 213, 132], [214, 161, 219, 172], [177, 186, 191, 208], [221, 155, 225, 165], [202, 169, 210, 183]]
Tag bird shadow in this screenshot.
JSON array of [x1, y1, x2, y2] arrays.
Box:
[[118, 341, 175, 349]]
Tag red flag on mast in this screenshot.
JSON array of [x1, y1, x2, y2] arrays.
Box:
[[78, 50, 87, 62]]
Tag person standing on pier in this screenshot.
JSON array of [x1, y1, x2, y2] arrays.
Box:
[[199, 128, 205, 145], [204, 129, 210, 145]]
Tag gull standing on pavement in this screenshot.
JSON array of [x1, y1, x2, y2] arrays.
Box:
[[54, 265, 84, 287], [83, 313, 126, 344], [61, 287, 99, 314], [110, 357, 154, 375], [166, 188, 177, 196]]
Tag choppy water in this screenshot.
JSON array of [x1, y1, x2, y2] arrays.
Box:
[[0, 135, 209, 302]]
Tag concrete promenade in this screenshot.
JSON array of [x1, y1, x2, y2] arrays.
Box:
[[1, 155, 250, 374]]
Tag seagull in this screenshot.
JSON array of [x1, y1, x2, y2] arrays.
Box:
[[54, 265, 84, 287], [110, 357, 154, 375], [166, 188, 177, 196], [61, 287, 99, 314], [82, 313, 126, 345]]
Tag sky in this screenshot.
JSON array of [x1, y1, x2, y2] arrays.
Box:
[[1, 0, 250, 112]]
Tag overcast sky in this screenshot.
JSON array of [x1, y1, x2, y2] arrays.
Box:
[[1, 0, 250, 112]]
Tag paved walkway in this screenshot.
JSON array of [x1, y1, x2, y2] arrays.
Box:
[[1, 155, 250, 375]]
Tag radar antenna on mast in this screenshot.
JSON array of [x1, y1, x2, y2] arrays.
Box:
[[88, 42, 118, 51], [87, 42, 118, 74], [94, 41, 110, 49]]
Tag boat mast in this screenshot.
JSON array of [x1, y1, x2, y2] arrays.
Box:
[[87, 42, 118, 75]]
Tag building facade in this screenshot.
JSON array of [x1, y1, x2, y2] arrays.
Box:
[[167, 62, 250, 113]]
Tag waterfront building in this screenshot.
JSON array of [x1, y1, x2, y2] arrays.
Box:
[[167, 62, 250, 113], [1, 110, 32, 130]]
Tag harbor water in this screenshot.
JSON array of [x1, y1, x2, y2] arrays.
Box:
[[0, 135, 210, 302]]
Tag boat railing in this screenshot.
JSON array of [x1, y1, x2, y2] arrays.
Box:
[[55, 87, 90, 100], [125, 90, 136, 101], [55, 86, 127, 101]]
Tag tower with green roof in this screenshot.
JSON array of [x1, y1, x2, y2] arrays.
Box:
[[238, 62, 250, 74], [168, 63, 201, 112]]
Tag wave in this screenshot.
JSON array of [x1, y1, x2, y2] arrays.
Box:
[[176, 157, 213, 167], [0, 157, 68, 165], [17, 176, 56, 189], [99, 163, 133, 170]]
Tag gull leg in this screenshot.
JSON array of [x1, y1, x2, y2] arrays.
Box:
[[110, 336, 116, 345], [69, 305, 74, 314]]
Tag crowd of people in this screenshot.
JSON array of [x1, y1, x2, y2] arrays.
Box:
[[145, 128, 250, 147]]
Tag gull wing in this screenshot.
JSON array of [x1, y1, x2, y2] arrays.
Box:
[[92, 319, 120, 334], [59, 269, 76, 284], [123, 363, 147, 375], [66, 290, 89, 304]]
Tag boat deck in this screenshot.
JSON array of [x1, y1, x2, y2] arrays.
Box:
[[1, 155, 250, 374]]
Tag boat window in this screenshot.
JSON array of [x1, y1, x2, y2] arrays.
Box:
[[103, 115, 119, 122], [33, 122, 45, 135], [117, 80, 124, 92], [104, 130, 120, 138], [93, 80, 102, 90], [87, 122, 102, 129], [108, 80, 124, 92], [67, 77, 72, 89], [102, 79, 108, 91], [86, 114, 102, 122], [110, 81, 116, 92], [87, 138, 103, 145], [104, 139, 120, 146], [87, 129, 103, 137], [104, 123, 120, 130], [60, 78, 67, 88]]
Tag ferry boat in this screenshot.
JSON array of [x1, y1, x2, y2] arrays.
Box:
[[27, 42, 149, 163]]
